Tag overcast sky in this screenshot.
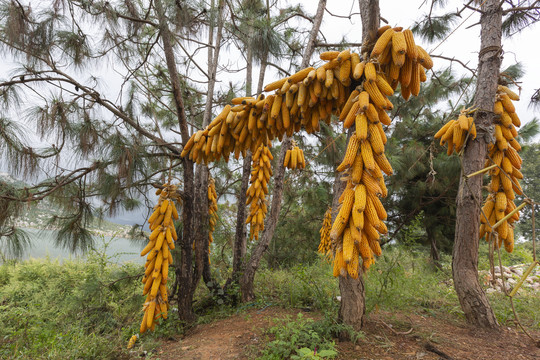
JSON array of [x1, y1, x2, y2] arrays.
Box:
[[1, 0, 539, 226]]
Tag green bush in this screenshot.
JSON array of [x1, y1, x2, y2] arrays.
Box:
[[257, 313, 339, 360], [0, 251, 145, 359], [254, 259, 339, 311]]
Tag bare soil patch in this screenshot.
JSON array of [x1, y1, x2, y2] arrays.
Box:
[[155, 306, 540, 360]]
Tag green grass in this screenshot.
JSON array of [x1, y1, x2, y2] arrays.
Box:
[[0, 252, 146, 359]]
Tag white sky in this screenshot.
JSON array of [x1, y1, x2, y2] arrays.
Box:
[[1, 0, 539, 225]]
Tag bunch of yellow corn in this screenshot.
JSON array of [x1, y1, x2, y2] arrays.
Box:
[[180, 51, 357, 164], [179, 26, 430, 273], [318, 207, 333, 257], [478, 85, 523, 252], [139, 183, 179, 333], [370, 26, 431, 99], [246, 142, 273, 241], [284, 141, 306, 169], [434, 109, 477, 155], [330, 26, 430, 276], [208, 177, 218, 255]]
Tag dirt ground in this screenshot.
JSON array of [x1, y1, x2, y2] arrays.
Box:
[[152, 306, 540, 360]]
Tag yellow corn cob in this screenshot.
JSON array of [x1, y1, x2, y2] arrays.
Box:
[[360, 139, 375, 170], [333, 249, 345, 277], [374, 153, 393, 175], [350, 151, 364, 184], [356, 113, 368, 141], [376, 74, 394, 96], [343, 227, 354, 263], [361, 171, 382, 197], [416, 45, 433, 69], [391, 31, 407, 54], [338, 60, 351, 83], [403, 29, 418, 61], [371, 28, 395, 57], [353, 61, 365, 80], [264, 77, 288, 92], [364, 62, 377, 83], [354, 184, 367, 213], [337, 49, 351, 62], [363, 81, 388, 109], [318, 208, 333, 256], [358, 91, 370, 111], [336, 134, 360, 172], [498, 85, 520, 100], [368, 123, 384, 155], [288, 67, 315, 84], [499, 94, 515, 113]]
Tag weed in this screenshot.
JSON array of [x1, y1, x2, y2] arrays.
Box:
[[257, 313, 338, 360]]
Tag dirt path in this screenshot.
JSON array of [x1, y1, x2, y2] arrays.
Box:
[[154, 306, 540, 360]]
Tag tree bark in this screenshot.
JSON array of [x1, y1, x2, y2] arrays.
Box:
[[452, 0, 500, 328], [238, 0, 327, 302], [154, 0, 196, 323]]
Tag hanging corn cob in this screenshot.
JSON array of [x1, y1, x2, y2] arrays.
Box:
[[434, 108, 477, 155], [330, 25, 430, 276], [139, 183, 179, 334], [246, 142, 273, 241], [318, 207, 333, 257], [284, 140, 306, 169], [478, 85, 523, 252], [208, 177, 218, 257]]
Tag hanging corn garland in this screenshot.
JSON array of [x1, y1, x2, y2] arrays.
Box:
[[246, 142, 273, 241], [318, 207, 333, 258], [139, 183, 180, 333], [329, 25, 430, 276]]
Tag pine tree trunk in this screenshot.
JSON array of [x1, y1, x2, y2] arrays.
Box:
[[452, 0, 500, 328], [238, 0, 327, 302], [334, 0, 380, 335], [154, 0, 196, 323]]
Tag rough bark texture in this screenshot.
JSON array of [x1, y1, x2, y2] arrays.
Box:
[[154, 0, 196, 323], [358, 0, 380, 56], [238, 0, 327, 302], [334, 0, 380, 335], [452, 0, 501, 328]]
